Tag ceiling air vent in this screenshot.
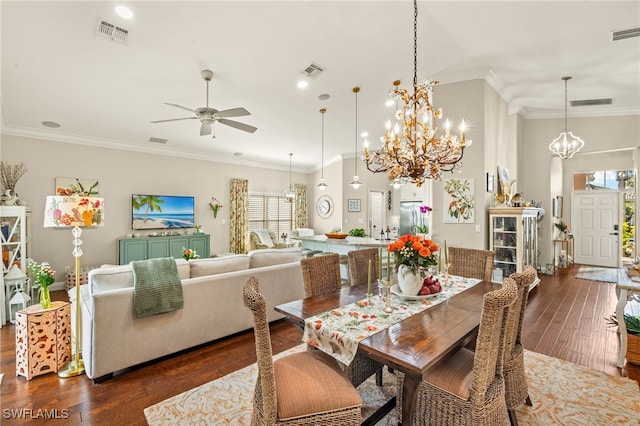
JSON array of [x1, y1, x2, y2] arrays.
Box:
[[571, 98, 614, 107], [148, 137, 168, 144], [301, 62, 326, 78], [96, 19, 130, 43], [612, 27, 640, 41]]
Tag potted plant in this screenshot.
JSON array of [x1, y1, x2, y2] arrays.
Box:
[[27, 258, 55, 309]]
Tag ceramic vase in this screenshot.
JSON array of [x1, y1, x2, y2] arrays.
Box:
[[397, 264, 422, 296]]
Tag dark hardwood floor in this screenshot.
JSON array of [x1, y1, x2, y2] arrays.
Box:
[[1, 263, 638, 425]]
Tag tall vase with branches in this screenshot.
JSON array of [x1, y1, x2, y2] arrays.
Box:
[[0, 161, 28, 205]]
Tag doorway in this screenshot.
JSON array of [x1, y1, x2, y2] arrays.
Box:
[[369, 191, 385, 239], [572, 191, 620, 267]]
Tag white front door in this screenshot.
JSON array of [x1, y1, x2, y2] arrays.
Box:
[[369, 191, 385, 239], [573, 191, 620, 267]]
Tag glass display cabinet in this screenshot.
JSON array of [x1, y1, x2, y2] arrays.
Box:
[[1, 206, 32, 326], [489, 207, 540, 290]]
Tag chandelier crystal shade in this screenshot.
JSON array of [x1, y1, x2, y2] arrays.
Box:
[[363, 0, 472, 187], [548, 76, 585, 159], [283, 152, 295, 203], [317, 108, 328, 190], [350, 87, 362, 189]]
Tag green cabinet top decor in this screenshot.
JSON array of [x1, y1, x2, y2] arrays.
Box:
[[117, 234, 210, 265]]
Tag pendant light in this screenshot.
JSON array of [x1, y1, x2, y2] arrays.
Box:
[[284, 152, 295, 202], [350, 87, 362, 189], [548, 76, 584, 159], [317, 108, 328, 190]]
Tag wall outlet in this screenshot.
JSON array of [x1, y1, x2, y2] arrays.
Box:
[[475, 225, 481, 232]]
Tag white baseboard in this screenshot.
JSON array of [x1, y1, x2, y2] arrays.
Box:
[[49, 281, 66, 292]]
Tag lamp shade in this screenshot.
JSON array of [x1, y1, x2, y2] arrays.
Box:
[[44, 196, 105, 228], [4, 263, 27, 280]]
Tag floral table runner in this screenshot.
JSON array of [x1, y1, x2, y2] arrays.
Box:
[[302, 275, 482, 365]]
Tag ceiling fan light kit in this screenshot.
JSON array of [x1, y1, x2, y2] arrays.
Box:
[[151, 69, 257, 137]]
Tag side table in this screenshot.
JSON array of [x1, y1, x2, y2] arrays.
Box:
[[616, 268, 640, 367], [16, 301, 71, 380], [553, 239, 574, 269]]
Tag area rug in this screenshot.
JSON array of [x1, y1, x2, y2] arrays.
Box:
[[575, 266, 618, 283], [145, 345, 640, 426]]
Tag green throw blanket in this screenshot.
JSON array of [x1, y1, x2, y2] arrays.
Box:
[[131, 257, 184, 319]]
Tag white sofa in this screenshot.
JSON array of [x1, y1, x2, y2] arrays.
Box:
[[80, 248, 304, 381]]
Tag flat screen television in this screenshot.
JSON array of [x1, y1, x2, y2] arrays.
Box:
[[132, 194, 195, 230]]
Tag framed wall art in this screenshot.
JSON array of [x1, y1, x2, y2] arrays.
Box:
[[347, 198, 361, 212], [55, 177, 100, 196], [486, 172, 495, 193], [444, 178, 475, 224]]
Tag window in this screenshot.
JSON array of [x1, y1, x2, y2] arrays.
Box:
[[248, 193, 293, 237], [573, 169, 635, 191]]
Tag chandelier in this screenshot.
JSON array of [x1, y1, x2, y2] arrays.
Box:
[[317, 108, 328, 190], [548, 76, 584, 159], [363, 0, 471, 187], [283, 152, 295, 202], [350, 87, 362, 189]]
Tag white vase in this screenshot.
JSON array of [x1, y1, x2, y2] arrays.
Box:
[[397, 264, 422, 296]]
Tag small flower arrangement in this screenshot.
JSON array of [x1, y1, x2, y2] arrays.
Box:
[[209, 197, 222, 218], [182, 247, 200, 260], [555, 220, 570, 237], [415, 205, 432, 234], [388, 234, 440, 275], [26, 258, 56, 289]]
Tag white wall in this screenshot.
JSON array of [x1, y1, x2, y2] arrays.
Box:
[[522, 114, 640, 267], [2, 135, 309, 281]]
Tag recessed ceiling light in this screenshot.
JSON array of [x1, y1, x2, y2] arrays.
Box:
[[233, 152, 243, 156], [318, 94, 330, 101], [42, 121, 60, 128], [297, 80, 309, 89], [115, 5, 133, 19]]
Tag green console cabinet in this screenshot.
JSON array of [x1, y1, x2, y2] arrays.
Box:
[[117, 234, 210, 264]]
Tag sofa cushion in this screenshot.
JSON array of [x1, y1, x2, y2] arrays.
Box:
[[189, 255, 250, 277], [89, 258, 190, 294], [248, 247, 302, 268]]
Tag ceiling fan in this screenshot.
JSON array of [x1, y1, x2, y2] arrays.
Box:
[[151, 69, 257, 136]]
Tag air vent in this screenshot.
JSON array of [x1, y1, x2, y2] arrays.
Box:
[[301, 62, 325, 78], [149, 137, 168, 144], [612, 26, 640, 41], [96, 19, 130, 43], [571, 98, 614, 107]]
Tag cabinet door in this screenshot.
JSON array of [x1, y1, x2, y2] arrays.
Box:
[[169, 238, 189, 259], [148, 239, 169, 259], [189, 235, 210, 258], [120, 240, 147, 264]]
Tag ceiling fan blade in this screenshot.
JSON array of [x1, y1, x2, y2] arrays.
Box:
[[150, 117, 197, 123], [165, 103, 197, 113], [200, 121, 212, 136], [215, 107, 251, 118], [218, 118, 257, 133]]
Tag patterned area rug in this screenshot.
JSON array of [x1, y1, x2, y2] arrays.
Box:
[[145, 345, 640, 426], [575, 266, 618, 283]]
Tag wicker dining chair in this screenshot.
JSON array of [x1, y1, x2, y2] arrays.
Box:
[[395, 277, 518, 425], [504, 265, 537, 426], [301, 251, 384, 387], [242, 277, 362, 425], [448, 246, 494, 281], [300, 253, 342, 298], [347, 248, 379, 287]]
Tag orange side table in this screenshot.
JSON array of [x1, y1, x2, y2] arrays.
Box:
[[15, 301, 71, 380]]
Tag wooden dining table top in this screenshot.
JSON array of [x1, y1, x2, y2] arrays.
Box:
[[274, 279, 500, 376]]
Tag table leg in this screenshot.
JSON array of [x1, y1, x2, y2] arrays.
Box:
[[616, 287, 628, 368], [401, 373, 420, 425]]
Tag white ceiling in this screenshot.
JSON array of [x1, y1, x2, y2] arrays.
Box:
[[2, 1, 639, 172]]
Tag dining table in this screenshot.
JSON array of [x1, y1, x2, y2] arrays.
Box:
[[275, 276, 501, 425]]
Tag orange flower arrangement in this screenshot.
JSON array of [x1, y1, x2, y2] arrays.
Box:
[[388, 234, 440, 275]]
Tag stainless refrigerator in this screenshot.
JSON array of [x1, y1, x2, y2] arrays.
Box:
[[399, 201, 422, 236]]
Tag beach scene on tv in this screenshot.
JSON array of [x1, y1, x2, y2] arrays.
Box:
[[132, 195, 195, 230]]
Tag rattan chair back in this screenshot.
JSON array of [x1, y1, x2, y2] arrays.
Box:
[[301, 253, 341, 297], [448, 246, 494, 281], [347, 248, 379, 287]]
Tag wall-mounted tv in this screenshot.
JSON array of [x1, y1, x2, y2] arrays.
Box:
[[132, 194, 195, 230]]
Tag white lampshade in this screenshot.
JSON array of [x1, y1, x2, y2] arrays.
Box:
[[44, 196, 105, 228]]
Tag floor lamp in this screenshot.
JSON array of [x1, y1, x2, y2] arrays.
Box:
[[44, 196, 104, 377]]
